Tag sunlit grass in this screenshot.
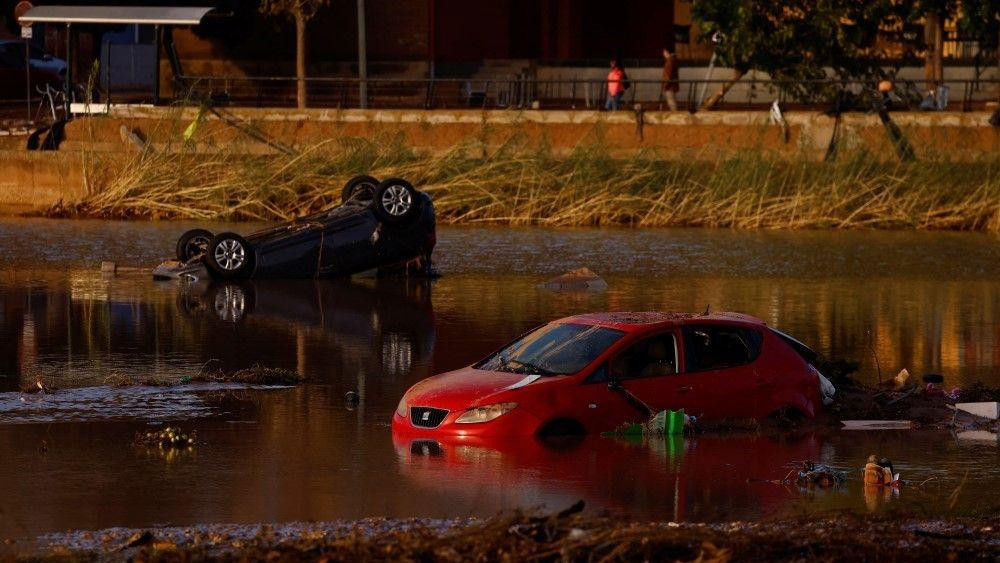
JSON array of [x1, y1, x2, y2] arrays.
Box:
[[51, 134, 1000, 231]]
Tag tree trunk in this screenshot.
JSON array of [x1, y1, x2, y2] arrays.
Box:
[[701, 69, 744, 110], [295, 8, 307, 109]]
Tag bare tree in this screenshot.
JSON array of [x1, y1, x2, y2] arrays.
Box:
[[260, 0, 330, 109]]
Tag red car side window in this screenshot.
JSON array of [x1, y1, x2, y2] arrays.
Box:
[[681, 325, 762, 372], [607, 332, 678, 381]]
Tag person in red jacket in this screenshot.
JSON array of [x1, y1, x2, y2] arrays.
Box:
[[605, 59, 627, 111]]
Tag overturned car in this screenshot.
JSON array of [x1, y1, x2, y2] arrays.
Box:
[[160, 176, 435, 280]]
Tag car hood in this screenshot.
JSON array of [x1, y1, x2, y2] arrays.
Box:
[[403, 367, 543, 411]]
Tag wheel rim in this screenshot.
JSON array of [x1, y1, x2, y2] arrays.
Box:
[[213, 285, 246, 322], [214, 239, 246, 271], [184, 235, 210, 259], [381, 184, 412, 216]]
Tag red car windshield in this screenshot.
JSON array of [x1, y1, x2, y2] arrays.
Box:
[[476, 323, 625, 376]]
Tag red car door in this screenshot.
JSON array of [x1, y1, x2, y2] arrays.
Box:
[[608, 330, 705, 416], [679, 324, 765, 419], [563, 367, 649, 433]]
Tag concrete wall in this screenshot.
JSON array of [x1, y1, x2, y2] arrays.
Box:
[[67, 106, 1000, 160], [0, 151, 85, 213]]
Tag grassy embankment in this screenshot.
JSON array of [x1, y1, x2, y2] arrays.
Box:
[[48, 133, 1000, 231]]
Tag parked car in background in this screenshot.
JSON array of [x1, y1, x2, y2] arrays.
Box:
[[393, 311, 834, 437]]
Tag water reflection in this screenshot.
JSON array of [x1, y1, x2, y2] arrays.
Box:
[[1, 221, 1000, 538], [2, 224, 1000, 392], [389, 429, 999, 521], [0, 274, 436, 394], [391, 431, 827, 521]]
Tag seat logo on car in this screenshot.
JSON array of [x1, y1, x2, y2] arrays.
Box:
[[421, 411, 431, 421]]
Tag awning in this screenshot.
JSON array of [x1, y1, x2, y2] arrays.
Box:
[[18, 5, 215, 26]]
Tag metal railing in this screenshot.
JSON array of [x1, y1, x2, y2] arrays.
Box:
[[173, 74, 1000, 112]]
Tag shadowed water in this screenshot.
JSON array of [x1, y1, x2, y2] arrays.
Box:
[[0, 218, 998, 539]]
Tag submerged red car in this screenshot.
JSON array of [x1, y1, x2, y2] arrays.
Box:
[[392, 312, 834, 437]]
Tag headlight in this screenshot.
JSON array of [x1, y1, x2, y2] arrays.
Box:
[[395, 397, 407, 418], [454, 402, 517, 424]]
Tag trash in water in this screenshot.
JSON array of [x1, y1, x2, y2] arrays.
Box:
[[133, 427, 197, 450], [955, 430, 999, 443], [610, 410, 691, 437], [955, 402, 999, 420], [537, 268, 608, 291], [841, 420, 913, 430], [21, 379, 50, 394], [863, 455, 900, 486], [344, 391, 361, 410], [880, 368, 911, 390], [755, 461, 847, 488], [794, 461, 847, 488], [922, 373, 944, 385]]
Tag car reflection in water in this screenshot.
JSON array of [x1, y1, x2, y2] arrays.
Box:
[[392, 430, 829, 521], [175, 278, 436, 382]]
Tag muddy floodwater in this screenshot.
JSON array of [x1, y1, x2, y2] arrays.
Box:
[[0, 218, 998, 540]]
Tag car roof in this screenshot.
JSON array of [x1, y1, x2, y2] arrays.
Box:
[[560, 311, 767, 332]]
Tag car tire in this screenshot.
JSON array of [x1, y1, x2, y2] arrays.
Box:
[[341, 175, 380, 205], [175, 228, 214, 262], [207, 282, 255, 322], [373, 178, 421, 224], [204, 232, 255, 280]]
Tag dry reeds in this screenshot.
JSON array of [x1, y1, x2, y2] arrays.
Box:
[[49, 134, 1000, 231]]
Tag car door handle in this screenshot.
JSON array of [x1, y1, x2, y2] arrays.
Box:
[[677, 386, 693, 393], [756, 379, 773, 387]]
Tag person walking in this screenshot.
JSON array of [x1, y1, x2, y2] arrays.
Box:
[[605, 59, 626, 111], [661, 47, 679, 111]]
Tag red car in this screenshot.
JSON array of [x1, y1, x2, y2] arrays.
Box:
[[392, 312, 831, 437]]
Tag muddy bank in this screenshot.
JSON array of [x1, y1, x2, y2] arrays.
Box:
[[15, 509, 1000, 562], [814, 381, 1000, 433]]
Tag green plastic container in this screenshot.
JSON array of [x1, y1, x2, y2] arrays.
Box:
[[651, 409, 686, 435]]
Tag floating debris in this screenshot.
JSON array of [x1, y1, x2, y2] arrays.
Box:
[[606, 410, 693, 437], [794, 461, 848, 488], [133, 427, 197, 450], [344, 391, 361, 410], [20, 379, 52, 394], [537, 268, 608, 291], [105, 365, 306, 388]]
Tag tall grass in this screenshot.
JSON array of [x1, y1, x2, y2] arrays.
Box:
[[50, 134, 1000, 231]]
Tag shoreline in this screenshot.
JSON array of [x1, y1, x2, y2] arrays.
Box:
[[11, 512, 1000, 562]]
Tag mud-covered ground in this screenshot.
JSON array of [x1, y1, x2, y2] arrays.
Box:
[[12, 509, 1000, 562]]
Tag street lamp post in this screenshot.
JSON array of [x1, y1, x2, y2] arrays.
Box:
[[356, 0, 367, 109]]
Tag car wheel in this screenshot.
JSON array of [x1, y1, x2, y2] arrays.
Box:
[[175, 228, 214, 262], [204, 232, 255, 280], [341, 175, 380, 205], [373, 178, 421, 224], [207, 282, 255, 322]]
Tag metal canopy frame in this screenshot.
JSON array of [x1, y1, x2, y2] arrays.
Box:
[[17, 5, 215, 113]]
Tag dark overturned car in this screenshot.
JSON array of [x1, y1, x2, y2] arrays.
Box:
[[157, 176, 436, 280]]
